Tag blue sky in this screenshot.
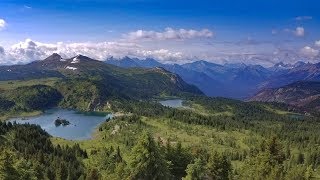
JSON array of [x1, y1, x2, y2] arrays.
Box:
[[0, 0, 319, 65]]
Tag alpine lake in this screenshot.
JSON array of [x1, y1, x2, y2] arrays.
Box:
[[8, 108, 112, 140]]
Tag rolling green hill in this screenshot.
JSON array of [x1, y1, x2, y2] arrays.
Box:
[[0, 77, 319, 179], [51, 97, 320, 179], [0, 54, 202, 98], [0, 54, 202, 113], [1, 54, 320, 179]]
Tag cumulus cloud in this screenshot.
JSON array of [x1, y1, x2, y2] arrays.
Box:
[[0, 46, 4, 54], [300, 46, 319, 58], [315, 40, 320, 47], [0, 39, 189, 64], [0, 38, 309, 66], [295, 16, 312, 21], [136, 49, 185, 62], [1, 35, 319, 66], [294, 27, 305, 37], [284, 27, 305, 37], [123, 27, 213, 41], [0, 19, 6, 30]]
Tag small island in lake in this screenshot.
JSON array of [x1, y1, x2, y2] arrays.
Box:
[[54, 117, 70, 126]]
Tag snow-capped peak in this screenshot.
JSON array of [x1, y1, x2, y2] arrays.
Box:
[[71, 55, 80, 64]]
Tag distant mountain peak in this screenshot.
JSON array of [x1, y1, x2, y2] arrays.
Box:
[[273, 62, 293, 69], [224, 62, 247, 69], [250, 81, 320, 111], [74, 54, 87, 59], [293, 61, 306, 68], [71, 55, 81, 63], [44, 53, 62, 61], [71, 54, 97, 62], [122, 56, 132, 60], [152, 67, 170, 73]]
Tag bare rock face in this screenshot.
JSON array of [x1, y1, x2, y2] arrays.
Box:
[[250, 81, 320, 111]]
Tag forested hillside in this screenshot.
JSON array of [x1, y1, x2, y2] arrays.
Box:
[[0, 84, 62, 120], [0, 55, 319, 180], [1, 0, 319, 179], [52, 98, 320, 179], [0, 53, 203, 118], [0, 54, 202, 99], [0, 122, 87, 179]]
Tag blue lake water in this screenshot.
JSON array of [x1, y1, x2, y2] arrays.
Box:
[[8, 109, 111, 140], [159, 99, 185, 108]]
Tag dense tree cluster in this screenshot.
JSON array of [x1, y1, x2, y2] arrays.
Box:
[[1, 83, 320, 179], [0, 85, 62, 118], [100, 97, 320, 179], [239, 137, 314, 179], [6, 85, 62, 111], [0, 122, 87, 180], [0, 97, 15, 112]]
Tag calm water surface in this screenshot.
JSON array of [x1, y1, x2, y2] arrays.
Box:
[[159, 99, 185, 108], [9, 109, 111, 140]]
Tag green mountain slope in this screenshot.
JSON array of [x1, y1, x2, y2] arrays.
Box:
[[0, 54, 203, 112], [52, 97, 320, 179], [0, 54, 202, 97], [0, 122, 87, 179], [250, 81, 320, 112]]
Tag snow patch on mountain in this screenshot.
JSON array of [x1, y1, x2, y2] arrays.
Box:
[[71, 56, 80, 64], [65, 66, 77, 70]]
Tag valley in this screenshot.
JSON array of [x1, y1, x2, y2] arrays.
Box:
[[49, 98, 320, 179], [0, 54, 320, 180], [106, 57, 320, 100], [1, 1, 320, 179]]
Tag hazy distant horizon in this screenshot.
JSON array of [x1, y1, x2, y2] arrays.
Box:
[[0, 0, 319, 66]]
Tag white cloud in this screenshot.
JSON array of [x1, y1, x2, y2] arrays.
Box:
[[315, 40, 320, 47], [0, 19, 6, 30], [0, 38, 310, 66], [136, 49, 185, 62], [0, 39, 189, 64], [0, 46, 4, 54], [300, 46, 319, 58], [124, 27, 214, 41], [284, 27, 305, 37], [295, 16, 312, 21], [24, 5, 32, 9], [0, 35, 318, 66], [294, 27, 305, 37]]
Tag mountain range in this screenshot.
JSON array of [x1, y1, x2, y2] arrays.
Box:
[[250, 81, 320, 112], [2, 54, 320, 109], [106, 57, 320, 99], [0, 54, 202, 111]]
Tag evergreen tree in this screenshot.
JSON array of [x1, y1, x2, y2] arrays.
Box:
[[129, 131, 170, 180], [15, 159, 37, 180], [183, 158, 206, 180], [207, 152, 232, 180], [239, 137, 286, 180], [86, 168, 100, 180], [165, 141, 192, 179], [0, 151, 19, 180]]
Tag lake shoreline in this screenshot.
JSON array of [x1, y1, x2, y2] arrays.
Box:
[[159, 99, 187, 108], [0, 110, 43, 121], [2, 106, 114, 121], [7, 108, 112, 140]]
